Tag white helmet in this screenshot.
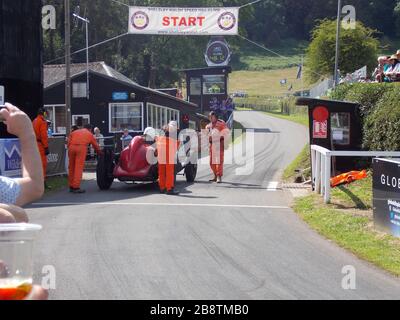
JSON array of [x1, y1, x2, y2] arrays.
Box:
[[143, 127, 156, 140], [168, 121, 178, 130]]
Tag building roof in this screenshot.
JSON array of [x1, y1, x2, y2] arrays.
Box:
[[44, 61, 197, 108], [44, 61, 136, 88]]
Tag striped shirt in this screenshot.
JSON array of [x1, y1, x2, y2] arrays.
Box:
[[0, 176, 21, 205]]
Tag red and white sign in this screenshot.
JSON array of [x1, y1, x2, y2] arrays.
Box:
[[313, 120, 328, 139], [312, 106, 329, 139], [128, 7, 239, 36]]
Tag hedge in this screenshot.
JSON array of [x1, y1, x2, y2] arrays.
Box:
[[329, 83, 400, 150]]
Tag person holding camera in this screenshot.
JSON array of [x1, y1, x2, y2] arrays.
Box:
[[0, 103, 44, 206]]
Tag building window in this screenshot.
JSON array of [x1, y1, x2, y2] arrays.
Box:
[[189, 77, 201, 95], [331, 112, 351, 146], [72, 82, 87, 98], [109, 103, 143, 133], [44, 105, 67, 135], [203, 75, 225, 95], [72, 115, 90, 127], [147, 103, 180, 130]]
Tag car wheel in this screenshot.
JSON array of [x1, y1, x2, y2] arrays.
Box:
[[185, 164, 197, 183], [96, 149, 115, 190]]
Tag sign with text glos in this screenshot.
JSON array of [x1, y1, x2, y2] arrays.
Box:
[[128, 7, 239, 36], [373, 158, 400, 237]]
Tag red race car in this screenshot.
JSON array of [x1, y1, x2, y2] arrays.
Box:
[[96, 133, 198, 190]]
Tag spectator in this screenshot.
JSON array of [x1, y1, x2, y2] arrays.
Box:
[[47, 121, 53, 137], [120, 128, 133, 149], [91, 127, 104, 158], [0, 103, 44, 206], [383, 54, 400, 82], [93, 127, 104, 148], [373, 56, 390, 82]]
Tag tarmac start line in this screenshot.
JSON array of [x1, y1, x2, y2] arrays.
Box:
[[31, 202, 290, 210]]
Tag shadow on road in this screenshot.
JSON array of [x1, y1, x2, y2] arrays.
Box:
[[28, 177, 219, 209]]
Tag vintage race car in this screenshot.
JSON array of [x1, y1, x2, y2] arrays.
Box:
[[96, 134, 198, 190]]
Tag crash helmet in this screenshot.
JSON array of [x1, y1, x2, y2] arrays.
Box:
[[143, 127, 156, 140]]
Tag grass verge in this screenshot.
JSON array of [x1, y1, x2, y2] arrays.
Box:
[[283, 144, 310, 182], [45, 175, 68, 194], [262, 111, 309, 127], [292, 172, 400, 276]]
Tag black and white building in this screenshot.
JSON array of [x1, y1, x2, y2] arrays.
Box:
[[44, 62, 200, 137]]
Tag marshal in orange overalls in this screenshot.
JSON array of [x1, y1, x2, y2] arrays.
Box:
[[156, 135, 179, 192], [206, 120, 229, 178], [68, 128, 101, 190], [32, 114, 49, 177]]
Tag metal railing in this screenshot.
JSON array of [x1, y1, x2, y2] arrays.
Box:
[[311, 145, 400, 203]]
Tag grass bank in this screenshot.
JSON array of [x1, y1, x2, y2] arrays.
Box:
[[293, 173, 400, 276], [283, 144, 310, 182], [45, 175, 68, 194], [230, 68, 310, 97]]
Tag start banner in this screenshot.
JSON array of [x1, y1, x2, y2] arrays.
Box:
[[128, 7, 239, 36]]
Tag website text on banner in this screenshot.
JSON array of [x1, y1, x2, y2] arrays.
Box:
[[128, 7, 239, 36]]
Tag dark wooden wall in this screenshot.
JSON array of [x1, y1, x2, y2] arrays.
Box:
[[0, 0, 43, 137]]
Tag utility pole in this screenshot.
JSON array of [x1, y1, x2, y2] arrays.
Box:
[[334, 0, 342, 87], [73, 11, 90, 99], [65, 0, 72, 136]]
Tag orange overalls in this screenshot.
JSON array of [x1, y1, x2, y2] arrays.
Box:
[[32, 115, 49, 177], [68, 129, 101, 189], [207, 120, 229, 178], [156, 135, 179, 192]]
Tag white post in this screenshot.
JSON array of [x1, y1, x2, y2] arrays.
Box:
[[311, 148, 316, 190], [324, 154, 332, 203], [321, 154, 326, 196], [315, 151, 321, 194], [86, 20, 90, 100]]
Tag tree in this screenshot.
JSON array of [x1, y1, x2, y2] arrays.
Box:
[[395, 1, 400, 37], [305, 19, 379, 83]]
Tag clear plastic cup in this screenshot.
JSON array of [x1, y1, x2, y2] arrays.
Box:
[[0, 223, 42, 300]]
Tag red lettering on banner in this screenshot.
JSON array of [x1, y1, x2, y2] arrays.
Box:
[[179, 17, 187, 26], [198, 16, 205, 26], [162, 17, 170, 26], [161, 16, 206, 27], [188, 17, 196, 26], [171, 16, 179, 26]]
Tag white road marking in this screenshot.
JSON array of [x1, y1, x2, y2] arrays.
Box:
[[266, 181, 280, 191], [31, 202, 289, 210]]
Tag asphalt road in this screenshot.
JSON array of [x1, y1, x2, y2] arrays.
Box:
[[28, 111, 400, 300]]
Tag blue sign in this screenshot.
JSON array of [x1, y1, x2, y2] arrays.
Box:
[[0, 139, 22, 177], [112, 92, 129, 101], [373, 158, 400, 237]]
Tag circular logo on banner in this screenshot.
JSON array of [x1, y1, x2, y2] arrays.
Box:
[[313, 106, 329, 122], [206, 41, 231, 66], [218, 12, 236, 31], [131, 11, 149, 30]]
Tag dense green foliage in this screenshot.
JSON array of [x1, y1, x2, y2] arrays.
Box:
[[42, 0, 400, 87], [305, 20, 379, 83], [363, 88, 400, 151], [330, 83, 400, 151]]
